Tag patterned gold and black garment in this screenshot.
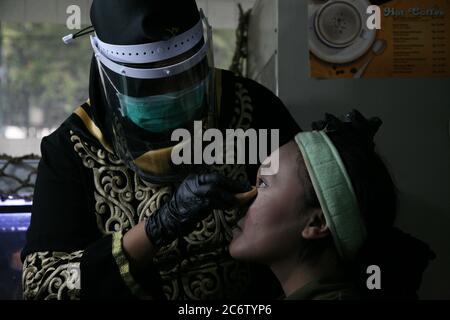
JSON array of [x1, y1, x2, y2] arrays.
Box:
[[21, 69, 301, 300]]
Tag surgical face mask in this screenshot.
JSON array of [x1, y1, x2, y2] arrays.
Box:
[[116, 79, 207, 133]]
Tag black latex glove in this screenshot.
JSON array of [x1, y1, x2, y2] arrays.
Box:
[[145, 173, 247, 249]]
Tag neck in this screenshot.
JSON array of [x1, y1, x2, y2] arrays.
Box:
[[270, 249, 341, 297]]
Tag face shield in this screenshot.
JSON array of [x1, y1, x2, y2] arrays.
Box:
[[90, 10, 216, 184]]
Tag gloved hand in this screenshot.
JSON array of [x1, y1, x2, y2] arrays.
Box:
[[145, 173, 248, 249]]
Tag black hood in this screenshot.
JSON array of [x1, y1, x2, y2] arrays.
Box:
[[88, 0, 202, 146], [90, 0, 200, 45]]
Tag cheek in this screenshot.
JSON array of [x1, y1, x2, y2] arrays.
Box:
[[230, 189, 303, 261], [247, 186, 300, 227]]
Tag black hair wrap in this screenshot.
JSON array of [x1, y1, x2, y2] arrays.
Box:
[[311, 109, 382, 154], [311, 110, 435, 299], [311, 109, 394, 230], [88, 0, 205, 150]]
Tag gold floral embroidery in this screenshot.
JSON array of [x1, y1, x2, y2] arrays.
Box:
[[231, 82, 254, 130], [71, 132, 170, 235], [70, 79, 255, 299], [22, 251, 83, 300]]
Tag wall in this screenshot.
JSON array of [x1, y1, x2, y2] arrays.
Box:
[[0, 0, 256, 156], [250, 0, 450, 299], [0, 0, 92, 24], [247, 0, 278, 94]]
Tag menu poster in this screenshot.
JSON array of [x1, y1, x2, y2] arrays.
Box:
[[308, 0, 450, 78]]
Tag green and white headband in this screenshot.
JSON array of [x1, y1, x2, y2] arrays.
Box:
[[295, 131, 367, 261]]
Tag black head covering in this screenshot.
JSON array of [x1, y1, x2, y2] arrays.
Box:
[[88, 0, 204, 145], [90, 0, 201, 45], [311, 110, 435, 299]]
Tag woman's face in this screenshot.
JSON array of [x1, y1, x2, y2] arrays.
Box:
[[229, 141, 308, 264]]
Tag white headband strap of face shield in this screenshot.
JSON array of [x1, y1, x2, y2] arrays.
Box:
[[94, 19, 204, 64], [91, 35, 209, 79]]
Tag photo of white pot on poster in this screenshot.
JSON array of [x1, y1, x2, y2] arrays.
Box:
[[309, 0, 450, 78]]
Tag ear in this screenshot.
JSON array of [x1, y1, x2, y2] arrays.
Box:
[[301, 209, 329, 239]]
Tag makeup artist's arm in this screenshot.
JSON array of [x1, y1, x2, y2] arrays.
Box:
[[123, 173, 247, 270]]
